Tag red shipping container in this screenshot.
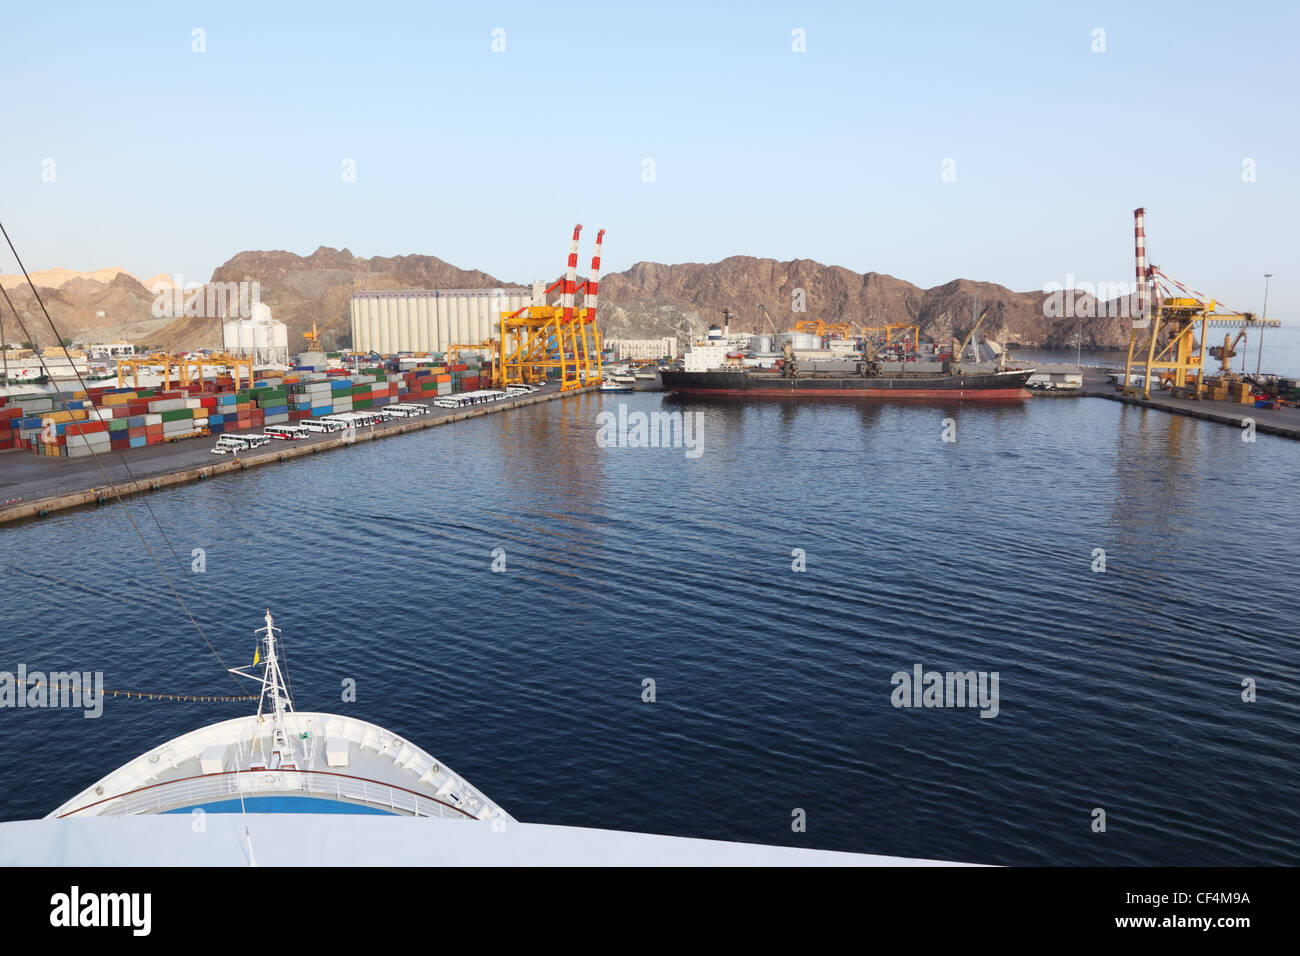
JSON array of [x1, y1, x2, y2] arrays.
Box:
[[65, 421, 107, 436], [199, 396, 217, 409], [127, 427, 146, 439]]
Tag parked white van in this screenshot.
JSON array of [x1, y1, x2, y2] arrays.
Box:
[[210, 436, 246, 455], [211, 433, 271, 454]]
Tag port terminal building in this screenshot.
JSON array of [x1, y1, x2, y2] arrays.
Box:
[[606, 337, 678, 361]]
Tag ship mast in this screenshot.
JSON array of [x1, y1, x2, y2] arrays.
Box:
[[229, 608, 296, 765]]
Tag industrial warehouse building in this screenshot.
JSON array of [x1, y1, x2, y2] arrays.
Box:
[[350, 287, 538, 355]]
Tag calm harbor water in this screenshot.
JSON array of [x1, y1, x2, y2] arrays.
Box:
[[1, 391, 1297, 864]]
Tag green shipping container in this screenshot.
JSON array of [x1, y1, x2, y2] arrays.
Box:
[[161, 408, 193, 422], [107, 418, 129, 432], [353, 399, 372, 409]]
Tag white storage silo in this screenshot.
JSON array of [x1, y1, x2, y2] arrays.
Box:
[[349, 288, 533, 355]]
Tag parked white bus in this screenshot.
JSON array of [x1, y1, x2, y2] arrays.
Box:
[[433, 390, 508, 409], [320, 412, 381, 429], [299, 418, 345, 434], [264, 424, 310, 440], [383, 403, 431, 417]]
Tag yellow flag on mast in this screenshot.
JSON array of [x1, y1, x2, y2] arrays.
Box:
[[253, 644, 260, 667]]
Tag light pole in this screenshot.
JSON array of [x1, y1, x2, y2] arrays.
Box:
[[1256, 273, 1272, 378]]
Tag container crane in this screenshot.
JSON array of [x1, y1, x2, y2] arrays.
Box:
[[494, 225, 605, 391], [1121, 208, 1280, 400]]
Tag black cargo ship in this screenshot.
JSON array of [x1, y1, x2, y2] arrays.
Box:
[[660, 367, 1034, 400]]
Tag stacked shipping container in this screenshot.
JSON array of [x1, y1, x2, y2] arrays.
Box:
[[1, 359, 483, 458]]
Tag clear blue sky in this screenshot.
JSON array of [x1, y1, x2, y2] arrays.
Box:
[[2, 0, 1296, 315]]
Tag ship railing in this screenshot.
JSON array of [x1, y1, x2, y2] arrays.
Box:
[[69, 769, 478, 820]]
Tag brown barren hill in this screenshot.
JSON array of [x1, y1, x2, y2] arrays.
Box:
[[3, 248, 1141, 353], [597, 258, 1079, 349], [206, 246, 521, 352]]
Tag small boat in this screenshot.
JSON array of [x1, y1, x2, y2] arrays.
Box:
[[599, 380, 634, 393]]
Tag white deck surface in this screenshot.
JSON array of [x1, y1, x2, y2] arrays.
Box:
[[49, 711, 512, 823], [0, 815, 970, 866]]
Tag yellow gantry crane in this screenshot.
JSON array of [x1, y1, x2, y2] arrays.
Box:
[[1122, 297, 1278, 400], [116, 351, 254, 391], [1122, 208, 1281, 399], [180, 352, 254, 390], [860, 323, 920, 351], [794, 318, 854, 339], [117, 352, 177, 390], [492, 225, 605, 392]]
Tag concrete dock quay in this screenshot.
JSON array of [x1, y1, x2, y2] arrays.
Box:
[[1061, 367, 1300, 440], [0, 384, 595, 526]]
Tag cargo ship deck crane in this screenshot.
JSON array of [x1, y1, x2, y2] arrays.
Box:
[[948, 307, 988, 374]]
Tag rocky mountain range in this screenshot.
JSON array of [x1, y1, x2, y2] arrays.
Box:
[[1, 250, 1139, 353]]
